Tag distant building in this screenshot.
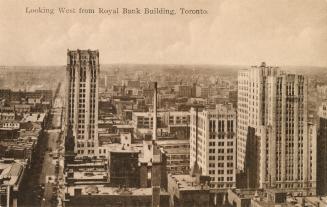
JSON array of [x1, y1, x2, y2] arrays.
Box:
[[66, 49, 99, 157], [14, 104, 31, 113], [0, 89, 11, 100], [121, 80, 141, 88], [165, 111, 190, 139], [132, 111, 165, 130], [196, 85, 210, 98], [176, 85, 194, 98], [190, 103, 237, 189], [228, 90, 237, 109]]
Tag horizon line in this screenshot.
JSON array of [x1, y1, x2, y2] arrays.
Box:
[[0, 63, 326, 69]]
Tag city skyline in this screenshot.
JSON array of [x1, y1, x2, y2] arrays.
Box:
[[1, 0, 327, 206], [1, 54, 327, 206]]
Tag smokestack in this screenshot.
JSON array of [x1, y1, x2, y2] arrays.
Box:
[[195, 107, 198, 161], [153, 82, 157, 141], [152, 82, 160, 207]]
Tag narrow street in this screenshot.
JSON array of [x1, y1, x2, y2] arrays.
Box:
[[41, 90, 64, 207], [20, 83, 64, 207]]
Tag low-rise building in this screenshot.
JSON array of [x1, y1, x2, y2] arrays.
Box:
[[168, 174, 211, 207], [64, 185, 169, 207]]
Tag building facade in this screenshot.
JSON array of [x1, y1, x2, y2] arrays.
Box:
[[237, 62, 280, 170], [317, 102, 327, 195], [237, 63, 316, 195], [66, 49, 99, 157], [261, 73, 316, 194], [190, 103, 236, 189]]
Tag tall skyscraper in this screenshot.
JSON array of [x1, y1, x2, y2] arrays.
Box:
[[237, 62, 316, 195], [317, 102, 327, 195], [190, 103, 236, 189], [66, 49, 99, 157], [237, 62, 280, 170]]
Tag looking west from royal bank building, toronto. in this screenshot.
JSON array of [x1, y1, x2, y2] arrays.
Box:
[[0, 0, 327, 207]]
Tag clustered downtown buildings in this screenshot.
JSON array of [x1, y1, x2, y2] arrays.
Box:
[[1, 49, 327, 207], [61, 50, 327, 207]]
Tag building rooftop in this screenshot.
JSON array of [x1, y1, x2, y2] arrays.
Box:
[[164, 147, 189, 154], [102, 143, 142, 154], [114, 124, 134, 129], [69, 171, 108, 180], [169, 174, 210, 191], [0, 160, 25, 187], [67, 185, 154, 196], [20, 113, 45, 123], [156, 139, 189, 146]]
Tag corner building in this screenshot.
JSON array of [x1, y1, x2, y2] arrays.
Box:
[[66, 49, 99, 157]]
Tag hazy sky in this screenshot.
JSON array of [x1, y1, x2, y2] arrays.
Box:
[[0, 0, 326, 66]]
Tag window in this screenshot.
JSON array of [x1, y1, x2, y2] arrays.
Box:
[[209, 156, 215, 160], [209, 170, 215, 175], [218, 177, 224, 181], [218, 156, 224, 160]]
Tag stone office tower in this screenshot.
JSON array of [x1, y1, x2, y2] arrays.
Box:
[[237, 62, 280, 170], [190, 103, 237, 189], [237, 63, 316, 195], [317, 102, 327, 195], [66, 49, 99, 157], [262, 74, 316, 194]]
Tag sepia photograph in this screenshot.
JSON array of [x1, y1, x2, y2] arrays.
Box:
[[0, 0, 327, 206]]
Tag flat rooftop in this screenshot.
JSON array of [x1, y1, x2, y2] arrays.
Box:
[[164, 147, 189, 154], [156, 139, 189, 146], [69, 171, 108, 180], [20, 113, 45, 123], [67, 185, 153, 196], [101, 143, 142, 154], [169, 174, 210, 191], [114, 125, 134, 129]]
